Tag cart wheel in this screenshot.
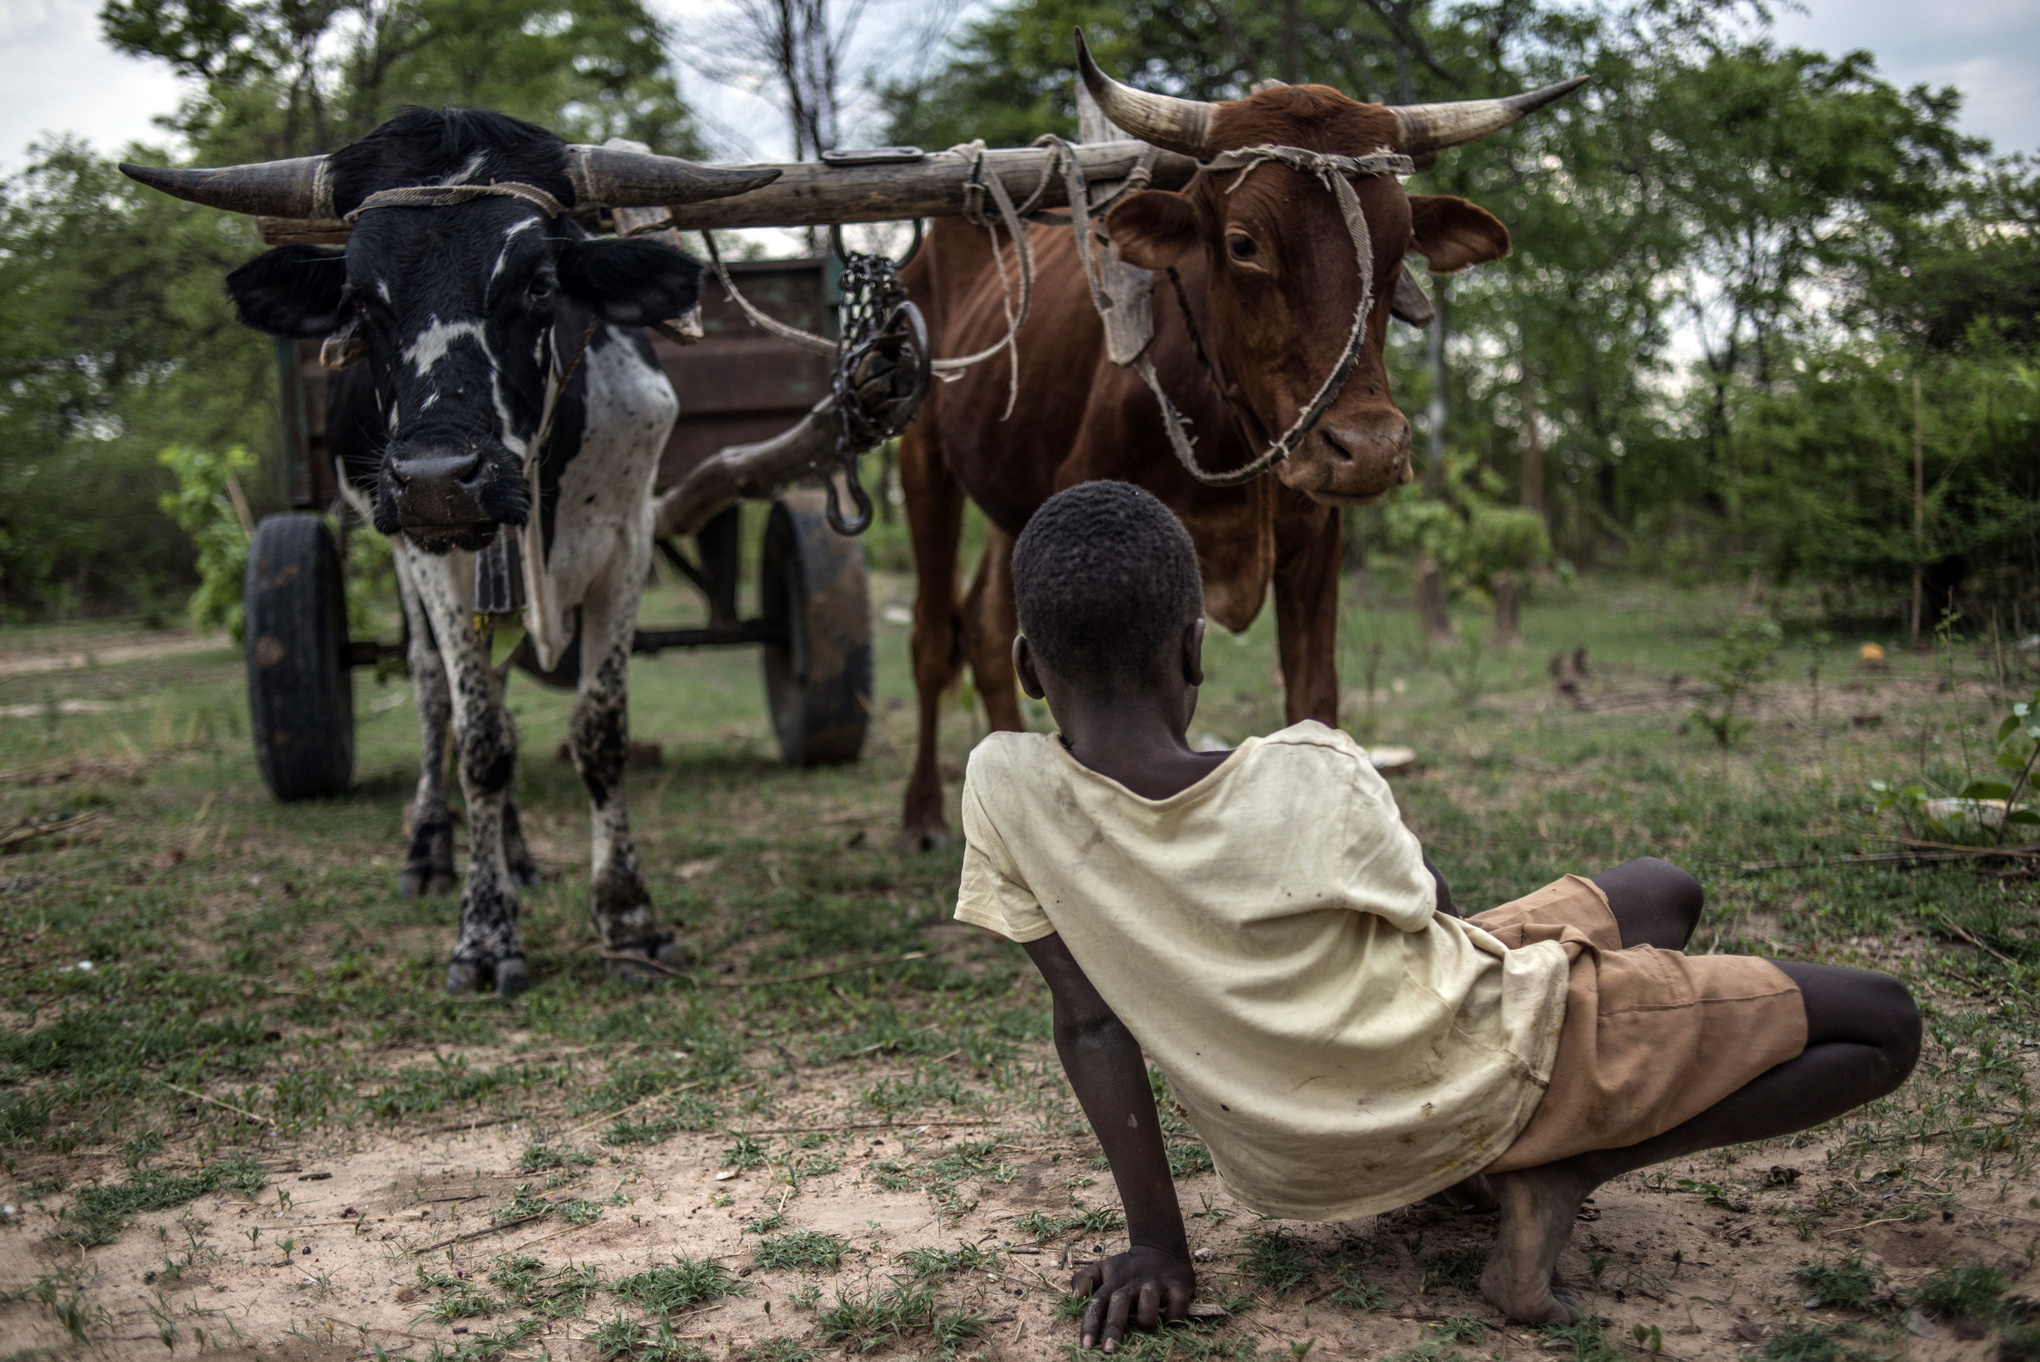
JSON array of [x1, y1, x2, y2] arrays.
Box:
[[761, 490, 872, 765], [245, 513, 354, 800]]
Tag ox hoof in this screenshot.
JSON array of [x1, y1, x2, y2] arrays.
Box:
[[493, 955, 529, 998], [445, 954, 527, 997], [602, 935, 696, 984], [896, 826, 951, 855], [400, 869, 457, 899]]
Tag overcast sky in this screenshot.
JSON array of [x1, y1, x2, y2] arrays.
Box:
[[1, 0, 2034, 173]]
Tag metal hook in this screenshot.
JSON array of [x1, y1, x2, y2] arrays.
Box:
[[823, 460, 875, 536]]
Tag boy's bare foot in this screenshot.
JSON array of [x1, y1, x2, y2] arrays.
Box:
[[1481, 1167, 1591, 1323]]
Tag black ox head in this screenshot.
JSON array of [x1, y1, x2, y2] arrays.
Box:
[[125, 109, 776, 553]]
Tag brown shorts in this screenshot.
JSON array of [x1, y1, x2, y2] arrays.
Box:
[[1473, 875, 1808, 1173]]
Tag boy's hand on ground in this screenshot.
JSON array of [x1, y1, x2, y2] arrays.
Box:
[[1071, 1245, 1195, 1352]]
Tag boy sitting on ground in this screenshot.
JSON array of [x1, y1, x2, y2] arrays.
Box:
[[955, 481, 1921, 1352]]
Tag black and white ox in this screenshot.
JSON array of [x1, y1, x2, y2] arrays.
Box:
[[124, 109, 777, 996]]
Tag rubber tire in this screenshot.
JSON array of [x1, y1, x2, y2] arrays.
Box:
[[245, 513, 355, 800], [761, 490, 873, 765]]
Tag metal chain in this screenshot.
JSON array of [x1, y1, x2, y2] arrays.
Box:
[[824, 251, 931, 534]]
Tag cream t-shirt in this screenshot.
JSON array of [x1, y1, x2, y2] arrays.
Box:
[[955, 721, 1572, 1221]]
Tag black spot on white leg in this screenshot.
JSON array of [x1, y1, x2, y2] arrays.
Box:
[[501, 799, 541, 890], [400, 812, 457, 898], [398, 569, 458, 897], [445, 660, 527, 998], [570, 642, 687, 981]]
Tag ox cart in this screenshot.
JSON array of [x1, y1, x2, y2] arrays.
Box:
[[246, 254, 874, 800]]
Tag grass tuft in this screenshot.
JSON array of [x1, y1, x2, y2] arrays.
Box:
[[611, 1257, 747, 1313], [754, 1229, 849, 1272], [1417, 1244, 1487, 1296], [1913, 1261, 2006, 1322], [1240, 1229, 1317, 1294], [57, 1155, 265, 1247], [1792, 1254, 1887, 1311]]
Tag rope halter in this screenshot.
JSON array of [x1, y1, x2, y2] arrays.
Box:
[[1133, 145, 1414, 488]]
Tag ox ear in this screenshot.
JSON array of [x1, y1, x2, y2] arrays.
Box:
[[1407, 195, 1510, 274], [226, 244, 349, 338], [1106, 190, 1200, 271], [557, 237, 703, 327]]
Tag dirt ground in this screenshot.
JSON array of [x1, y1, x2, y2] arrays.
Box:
[[1, 1047, 2031, 1361]]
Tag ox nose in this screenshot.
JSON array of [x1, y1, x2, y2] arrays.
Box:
[[1308, 415, 1413, 497], [389, 448, 490, 528]]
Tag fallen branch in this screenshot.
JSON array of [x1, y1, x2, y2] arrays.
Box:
[[161, 1079, 276, 1127], [0, 809, 105, 852], [1930, 916, 2020, 967], [411, 1209, 549, 1254], [1736, 841, 2040, 871], [724, 1118, 997, 1136]]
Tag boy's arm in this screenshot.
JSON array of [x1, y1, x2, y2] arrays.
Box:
[[1424, 853, 1458, 918], [1022, 932, 1194, 1352]]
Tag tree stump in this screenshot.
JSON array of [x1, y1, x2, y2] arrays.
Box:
[[1416, 556, 1454, 643], [1492, 572, 1522, 647]]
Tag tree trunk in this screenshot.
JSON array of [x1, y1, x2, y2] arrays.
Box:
[[1491, 572, 1521, 647], [1520, 366, 1545, 521], [1416, 556, 1454, 643], [1425, 277, 1450, 482]]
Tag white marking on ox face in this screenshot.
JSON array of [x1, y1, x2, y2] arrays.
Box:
[[490, 218, 542, 283], [377, 280, 392, 304], [440, 152, 488, 186], [403, 318, 489, 378]]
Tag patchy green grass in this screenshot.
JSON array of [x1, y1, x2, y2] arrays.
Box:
[[3, 569, 2039, 1356]]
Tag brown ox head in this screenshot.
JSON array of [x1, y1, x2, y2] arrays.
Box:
[[1080, 33, 1583, 503]]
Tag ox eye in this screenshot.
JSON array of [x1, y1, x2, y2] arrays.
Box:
[[525, 277, 556, 308], [1226, 232, 1259, 261]]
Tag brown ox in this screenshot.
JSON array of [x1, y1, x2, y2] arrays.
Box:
[[897, 37, 1581, 849]]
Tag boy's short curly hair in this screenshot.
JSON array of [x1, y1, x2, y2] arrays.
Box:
[[1011, 481, 1203, 684]]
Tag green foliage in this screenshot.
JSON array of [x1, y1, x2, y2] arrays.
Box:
[[1382, 458, 1553, 602], [155, 444, 255, 637], [0, 0, 706, 622], [1873, 689, 2040, 841], [1692, 617, 1781, 748]]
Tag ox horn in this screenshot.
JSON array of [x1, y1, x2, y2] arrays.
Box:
[[565, 144, 780, 207], [1074, 28, 1216, 159], [1390, 76, 1588, 160], [120, 155, 333, 219]]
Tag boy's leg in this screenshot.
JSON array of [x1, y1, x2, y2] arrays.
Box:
[[1592, 856, 1703, 950], [1481, 961, 1920, 1323]]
